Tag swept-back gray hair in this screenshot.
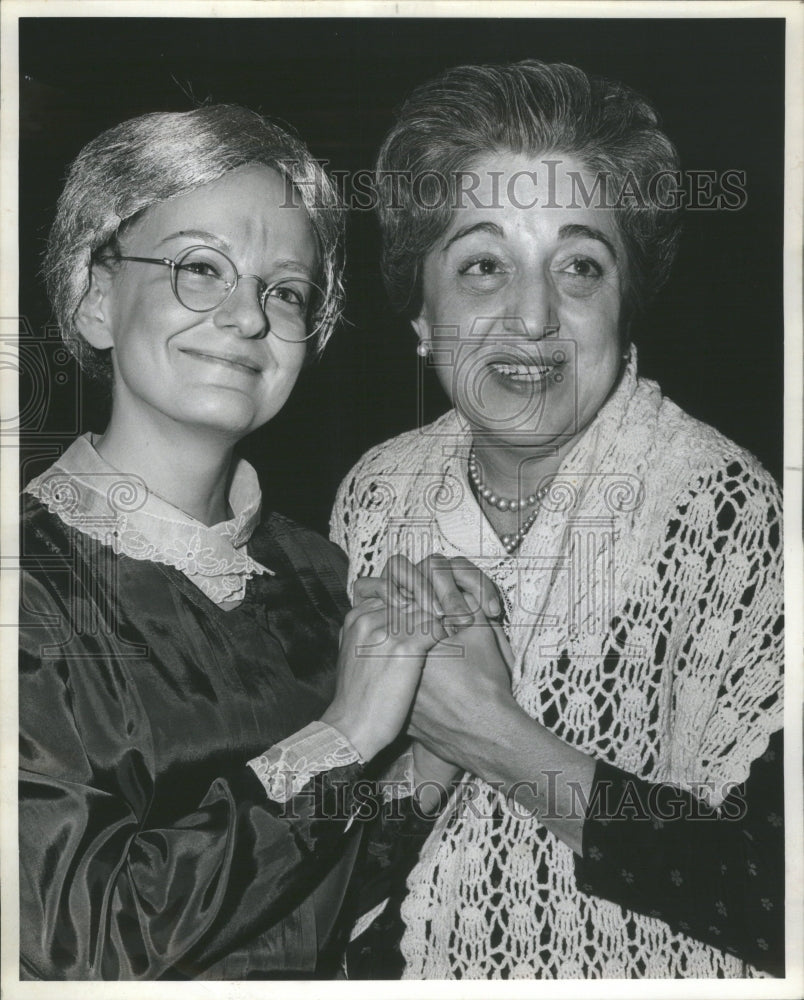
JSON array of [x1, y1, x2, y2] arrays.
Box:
[[376, 59, 682, 322], [45, 104, 344, 382]]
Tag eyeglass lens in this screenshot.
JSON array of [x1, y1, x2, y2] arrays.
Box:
[[173, 246, 323, 342]]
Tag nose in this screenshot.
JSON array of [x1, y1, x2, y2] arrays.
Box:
[[502, 272, 557, 340], [213, 276, 269, 340]]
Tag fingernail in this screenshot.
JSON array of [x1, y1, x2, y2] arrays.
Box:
[[490, 597, 502, 617]]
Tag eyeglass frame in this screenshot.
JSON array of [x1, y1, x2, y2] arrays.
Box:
[[95, 244, 324, 342]]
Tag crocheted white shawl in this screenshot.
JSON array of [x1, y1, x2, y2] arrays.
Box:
[[330, 357, 783, 979]]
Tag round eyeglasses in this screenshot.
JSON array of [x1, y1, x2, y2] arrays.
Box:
[[100, 245, 324, 342]]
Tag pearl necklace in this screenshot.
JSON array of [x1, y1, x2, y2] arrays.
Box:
[[468, 446, 549, 554]]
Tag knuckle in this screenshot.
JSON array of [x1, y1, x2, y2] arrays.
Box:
[[344, 607, 361, 628]]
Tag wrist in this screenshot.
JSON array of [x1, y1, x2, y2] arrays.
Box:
[[320, 705, 380, 763], [456, 696, 526, 778], [413, 741, 460, 783]]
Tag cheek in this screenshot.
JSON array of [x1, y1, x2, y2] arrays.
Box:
[[418, 265, 459, 325], [565, 292, 622, 344], [277, 341, 308, 374], [259, 346, 306, 396], [432, 363, 457, 405]]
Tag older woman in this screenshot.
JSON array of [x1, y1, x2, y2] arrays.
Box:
[[332, 61, 784, 978], [18, 104, 466, 980]]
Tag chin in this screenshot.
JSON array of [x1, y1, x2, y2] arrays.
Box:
[[177, 402, 262, 440]]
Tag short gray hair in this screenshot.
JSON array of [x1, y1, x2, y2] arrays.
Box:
[[45, 104, 344, 382], [376, 59, 682, 322]]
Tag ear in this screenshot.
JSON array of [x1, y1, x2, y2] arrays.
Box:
[[75, 263, 115, 350], [411, 309, 429, 344]]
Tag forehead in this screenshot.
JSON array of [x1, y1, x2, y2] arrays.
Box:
[[123, 165, 318, 263], [449, 151, 623, 244]]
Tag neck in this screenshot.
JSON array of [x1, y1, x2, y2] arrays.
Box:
[[93, 411, 236, 526], [469, 436, 572, 498]]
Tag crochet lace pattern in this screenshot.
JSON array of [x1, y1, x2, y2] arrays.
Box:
[[330, 362, 783, 979]]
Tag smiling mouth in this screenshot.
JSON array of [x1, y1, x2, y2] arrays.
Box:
[[180, 349, 262, 375], [489, 362, 558, 383]]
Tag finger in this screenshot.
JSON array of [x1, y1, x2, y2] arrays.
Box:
[[489, 620, 515, 675], [390, 602, 448, 651], [464, 607, 508, 643], [344, 596, 386, 630], [439, 606, 497, 645], [420, 554, 475, 629], [342, 603, 400, 654], [353, 575, 400, 606], [445, 556, 503, 620], [383, 554, 445, 618], [363, 603, 446, 653]]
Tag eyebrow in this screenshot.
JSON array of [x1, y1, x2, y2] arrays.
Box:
[[270, 258, 314, 278], [441, 221, 504, 253], [157, 231, 313, 277], [158, 230, 232, 251], [440, 220, 619, 262], [558, 224, 619, 261]]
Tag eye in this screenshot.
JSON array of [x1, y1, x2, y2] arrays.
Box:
[[175, 248, 232, 283], [265, 281, 308, 311], [179, 259, 223, 279], [459, 256, 507, 277], [560, 257, 602, 279], [553, 255, 606, 297], [456, 255, 511, 295]]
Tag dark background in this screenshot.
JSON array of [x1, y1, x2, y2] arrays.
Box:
[[19, 16, 785, 535]]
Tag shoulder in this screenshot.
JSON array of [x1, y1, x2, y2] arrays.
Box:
[[629, 377, 781, 517], [21, 492, 75, 558], [255, 511, 348, 586], [19, 494, 94, 624], [626, 386, 783, 581], [330, 411, 461, 552], [335, 409, 461, 500], [657, 394, 780, 514]]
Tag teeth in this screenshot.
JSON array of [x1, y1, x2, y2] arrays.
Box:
[[491, 363, 553, 381]]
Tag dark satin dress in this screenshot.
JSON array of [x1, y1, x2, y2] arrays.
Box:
[[19, 496, 358, 980]]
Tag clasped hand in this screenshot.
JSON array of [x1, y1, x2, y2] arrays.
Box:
[[324, 554, 517, 774]]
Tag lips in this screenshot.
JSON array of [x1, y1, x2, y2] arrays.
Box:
[[490, 362, 555, 382], [487, 348, 564, 384], [179, 348, 262, 375]]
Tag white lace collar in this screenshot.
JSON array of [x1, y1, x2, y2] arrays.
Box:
[[25, 433, 273, 606]]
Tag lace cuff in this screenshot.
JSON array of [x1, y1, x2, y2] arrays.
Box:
[[379, 746, 415, 801], [248, 721, 363, 803]]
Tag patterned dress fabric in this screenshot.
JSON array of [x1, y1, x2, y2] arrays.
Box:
[[20, 451, 358, 979]]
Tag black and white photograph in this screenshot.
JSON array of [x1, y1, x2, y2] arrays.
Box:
[[2, 2, 801, 993]]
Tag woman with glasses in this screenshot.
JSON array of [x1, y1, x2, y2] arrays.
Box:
[[334, 60, 784, 978], [18, 104, 472, 980]]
